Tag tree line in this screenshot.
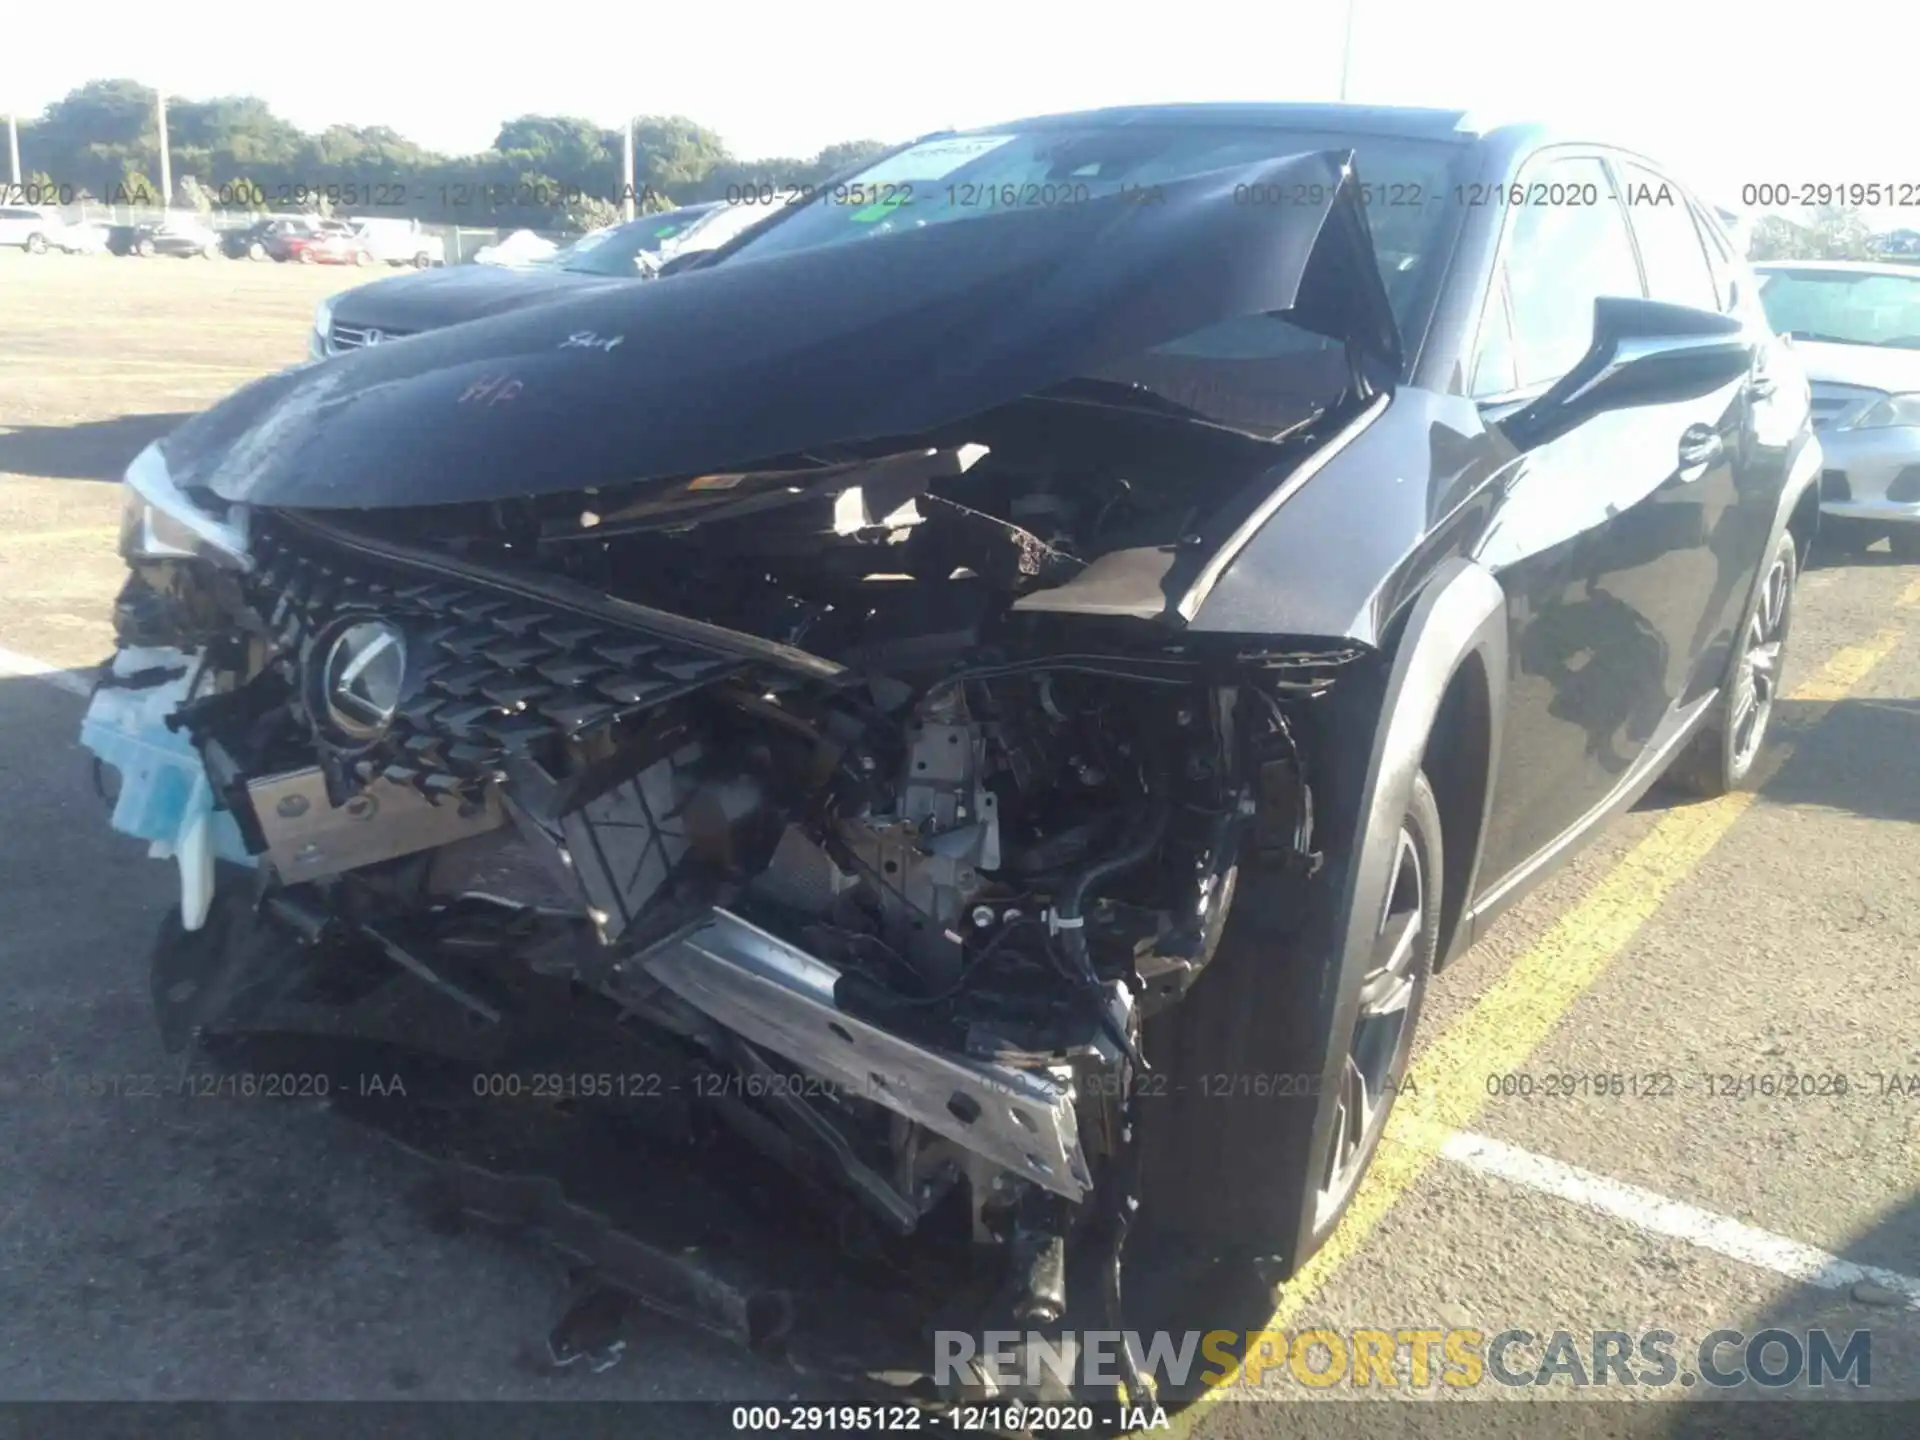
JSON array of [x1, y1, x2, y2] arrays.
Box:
[[12, 80, 892, 230]]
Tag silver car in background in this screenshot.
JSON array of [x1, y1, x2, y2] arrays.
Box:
[[1755, 261, 1920, 558]]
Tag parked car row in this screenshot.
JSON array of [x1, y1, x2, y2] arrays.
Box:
[[2, 207, 446, 267]]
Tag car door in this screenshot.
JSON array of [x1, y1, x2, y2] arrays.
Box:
[[1468, 151, 1752, 892]]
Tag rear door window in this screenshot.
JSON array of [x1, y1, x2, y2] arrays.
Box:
[[1496, 155, 1645, 391], [1620, 163, 1719, 312]]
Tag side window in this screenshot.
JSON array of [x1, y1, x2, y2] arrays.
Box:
[[1469, 273, 1518, 398], [1691, 202, 1770, 329], [1621, 164, 1718, 311], [1501, 156, 1644, 391]]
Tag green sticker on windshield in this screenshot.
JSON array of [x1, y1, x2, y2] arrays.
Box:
[[849, 192, 909, 224]]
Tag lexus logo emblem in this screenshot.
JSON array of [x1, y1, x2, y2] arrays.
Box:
[[319, 619, 408, 740], [362, 328, 384, 346]]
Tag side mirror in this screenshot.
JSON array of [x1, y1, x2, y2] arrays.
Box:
[[1505, 297, 1750, 449]]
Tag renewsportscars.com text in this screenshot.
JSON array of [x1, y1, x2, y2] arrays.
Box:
[[934, 1326, 1873, 1392]]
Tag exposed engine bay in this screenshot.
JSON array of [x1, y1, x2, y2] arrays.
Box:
[[91, 411, 1368, 1378]]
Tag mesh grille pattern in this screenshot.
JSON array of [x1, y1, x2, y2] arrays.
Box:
[[247, 523, 744, 800]]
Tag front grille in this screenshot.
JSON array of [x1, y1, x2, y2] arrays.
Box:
[[1821, 469, 1853, 502], [328, 323, 414, 352], [246, 522, 745, 801]]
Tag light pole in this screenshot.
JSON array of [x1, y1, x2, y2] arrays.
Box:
[[622, 117, 635, 222], [1338, 0, 1357, 101], [6, 113, 19, 187], [155, 86, 173, 207]]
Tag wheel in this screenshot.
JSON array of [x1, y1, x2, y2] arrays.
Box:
[[1889, 527, 1920, 562], [247, 240, 267, 261], [26, 232, 48, 255], [203, 245, 219, 260], [298, 248, 315, 264], [1134, 768, 1443, 1280], [412, 252, 431, 269], [1309, 771, 1441, 1242], [1666, 528, 1796, 796], [135, 238, 155, 257], [353, 249, 371, 266]]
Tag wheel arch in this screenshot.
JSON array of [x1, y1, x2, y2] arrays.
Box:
[[1286, 554, 1506, 1259]]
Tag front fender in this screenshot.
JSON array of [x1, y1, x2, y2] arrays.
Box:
[[1290, 555, 1506, 1260]]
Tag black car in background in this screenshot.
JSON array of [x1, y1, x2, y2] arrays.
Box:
[[223, 215, 320, 261], [307, 203, 722, 356], [92, 104, 1819, 1396], [105, 213, 223, 258]]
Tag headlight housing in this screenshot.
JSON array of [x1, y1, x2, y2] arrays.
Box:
[[312, 296, 335, 351], [1850, 392, 1920, 430], [119, 442, 251, 570]]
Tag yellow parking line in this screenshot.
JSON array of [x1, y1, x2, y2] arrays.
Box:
[[1171, 621, 1906, 1426]]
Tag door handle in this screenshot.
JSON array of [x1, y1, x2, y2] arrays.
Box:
[[1677, 426, 1722, 478], [1746, 375, 1777, 400]]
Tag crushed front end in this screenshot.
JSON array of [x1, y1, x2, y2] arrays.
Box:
[[85, 424, 1363, 1392]]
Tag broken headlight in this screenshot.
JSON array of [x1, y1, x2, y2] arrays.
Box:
[[119, 441, 251, 571]]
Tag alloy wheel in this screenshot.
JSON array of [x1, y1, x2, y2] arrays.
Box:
[[1729, 551, 1790, 773], [1314, 824, 1427, 1230]]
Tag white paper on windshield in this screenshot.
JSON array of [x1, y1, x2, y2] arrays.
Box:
[[849, 135, 1018, 186]]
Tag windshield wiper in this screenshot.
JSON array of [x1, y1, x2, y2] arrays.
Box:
[[1035, 377, 1316, 443]]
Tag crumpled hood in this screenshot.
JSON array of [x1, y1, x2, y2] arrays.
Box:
[[166, 148, 1401, 511], [328, 262, 633, 333]]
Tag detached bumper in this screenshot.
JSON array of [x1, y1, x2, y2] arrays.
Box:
[[1817, 424, 1920, 525], [78, 647, 253, 928]]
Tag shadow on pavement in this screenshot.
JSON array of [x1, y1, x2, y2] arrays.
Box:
[[0, 413, 192, 482], [1762, 697, 1920, 826]]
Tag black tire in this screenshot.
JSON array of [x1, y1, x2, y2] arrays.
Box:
[[1666, 528, 1797, 797], [247, 240, 267, 261], [26, 232, 48, 255], [412, 252, 431, 269], [135, 238, 155, 258], [1889, 527, 1920, 562], [1135, 769, 1443, 1280]]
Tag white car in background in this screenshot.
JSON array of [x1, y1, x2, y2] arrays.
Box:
[[54, 220, 111, 254], [1755, 261, 1920, 559], [472, 229, 560, 267], [348, 216, 445, 269], [0, 205, 68, 253]]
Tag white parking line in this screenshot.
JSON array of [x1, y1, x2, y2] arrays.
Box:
[[1442, 1132, 1920, 1309], [0, 646, 94, 698]]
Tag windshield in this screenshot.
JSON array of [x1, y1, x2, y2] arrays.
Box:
[[1757, 268, 1920, 349], [556, 208, 718, 277], [723, 123, 1465, 333]]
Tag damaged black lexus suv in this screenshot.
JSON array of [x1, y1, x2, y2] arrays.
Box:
[[85, 104, 1818, 1396]]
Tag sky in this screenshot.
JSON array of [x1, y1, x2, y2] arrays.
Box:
[[9, 0, 1916, 219]]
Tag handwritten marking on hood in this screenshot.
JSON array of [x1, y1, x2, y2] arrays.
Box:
[[459, 375, 524, 407], [561, 332, 625, 353]]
